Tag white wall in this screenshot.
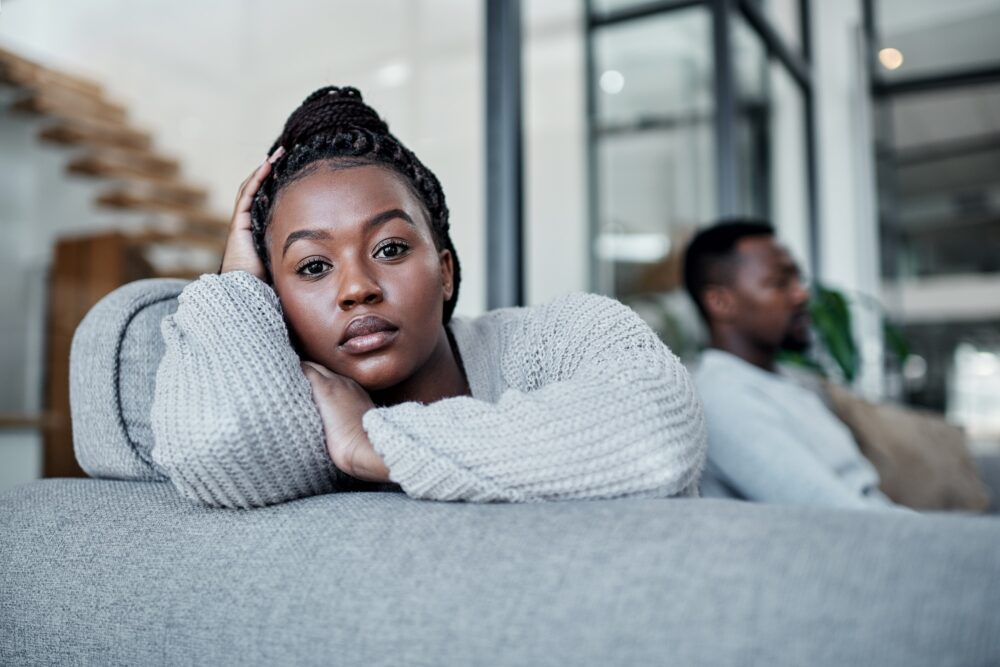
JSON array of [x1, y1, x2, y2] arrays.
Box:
[[811, 0, 885, 398], [525, 0, 589, 304], [768, 60, 811, 276]]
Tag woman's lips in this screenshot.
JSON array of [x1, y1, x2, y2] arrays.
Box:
[[340, 329, 399, 354], [339, 314, 399, 354]]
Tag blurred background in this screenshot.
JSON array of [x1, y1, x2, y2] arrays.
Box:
[[1, 0, 998, 490]]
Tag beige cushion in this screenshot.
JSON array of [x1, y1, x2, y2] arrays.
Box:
[[823, 381, 990, 511]]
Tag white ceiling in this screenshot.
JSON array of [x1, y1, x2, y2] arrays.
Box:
[[876, 0, 1000, 80]]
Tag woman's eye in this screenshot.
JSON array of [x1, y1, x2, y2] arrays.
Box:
[[374, 241, 409, 259], [297, 260, 330, 276]]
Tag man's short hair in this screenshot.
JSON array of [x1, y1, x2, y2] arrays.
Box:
[[683, 219, 775, 324]]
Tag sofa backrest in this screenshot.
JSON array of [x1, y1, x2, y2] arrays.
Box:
[[70, 278, 189, 481]]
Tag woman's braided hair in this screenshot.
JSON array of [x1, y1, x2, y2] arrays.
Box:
[[250, 85, 460, 323]]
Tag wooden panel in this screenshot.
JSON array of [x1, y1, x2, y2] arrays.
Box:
[[42, 233, 154, 478], [43, 237, 85, 478]]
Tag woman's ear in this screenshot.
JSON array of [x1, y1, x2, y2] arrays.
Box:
[[438, 249, 454, 301]]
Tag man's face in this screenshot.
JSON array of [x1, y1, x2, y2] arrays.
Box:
[[267, 163, 453, 391], [726, 236, 811, 352]]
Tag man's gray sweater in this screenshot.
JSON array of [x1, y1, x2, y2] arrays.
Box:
[[695, 349, 897, 509]]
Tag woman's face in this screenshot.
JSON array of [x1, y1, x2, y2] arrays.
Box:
[[267, 163, 454, 391]]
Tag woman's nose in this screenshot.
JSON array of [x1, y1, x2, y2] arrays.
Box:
[[337, 263, 383, 309]]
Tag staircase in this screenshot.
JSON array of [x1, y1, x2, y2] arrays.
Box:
[[0, 45, 229, 279], [0, 45, 231, 478]]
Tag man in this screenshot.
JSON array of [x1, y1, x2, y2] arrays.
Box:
[[683, 220, 898, 509]]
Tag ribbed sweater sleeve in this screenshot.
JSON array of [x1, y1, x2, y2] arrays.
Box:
[[363, 292, 707, 502], [151, 271, 341, 508]]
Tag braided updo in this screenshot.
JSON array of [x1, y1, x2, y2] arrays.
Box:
[[250, 85, 461, 323]]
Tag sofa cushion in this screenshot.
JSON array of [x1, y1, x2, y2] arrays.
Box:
[[2, 478, 999, 666], [70, 278, 188, 481], [824, 380, 991, 511]]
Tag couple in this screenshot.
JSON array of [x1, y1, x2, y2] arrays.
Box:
[[149, 84, 896, 512]]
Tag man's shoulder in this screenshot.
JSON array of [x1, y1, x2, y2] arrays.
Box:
[[694, 350, 803, 411], [694, 350, 763, 388]]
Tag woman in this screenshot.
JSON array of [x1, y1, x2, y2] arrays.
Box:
[[151, 85, 705, 508]]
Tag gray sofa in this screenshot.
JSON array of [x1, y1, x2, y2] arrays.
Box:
[[2, 278, 999, 666]]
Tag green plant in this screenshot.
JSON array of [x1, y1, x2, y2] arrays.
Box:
[[779, 283, 910, 383]]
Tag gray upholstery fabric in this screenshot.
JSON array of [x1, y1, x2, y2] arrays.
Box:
[[7, 277, 997, 666], [2, 479, 999, 666], [70, 278, 188, 481], [976, 454, 1000, 513]]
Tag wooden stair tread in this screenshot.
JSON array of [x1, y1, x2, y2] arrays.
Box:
[[39, 118, 152, 151], [98, 179, 208, 207], [0, 46, 104, 100], [3, 45, 229, 262], [11, 90, 128, 124], [0, 412, 47, 429], [96, 191, 227, 229], [66, 146, 180, 179], [126, 229, 226, 251]]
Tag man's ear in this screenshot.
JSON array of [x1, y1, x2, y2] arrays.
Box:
[[703, 285, 736, 322], [438, 249, 454, 301]]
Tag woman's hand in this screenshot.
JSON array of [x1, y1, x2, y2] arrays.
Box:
[[220, 146, 286, 280], [301, 361, 391, 483]]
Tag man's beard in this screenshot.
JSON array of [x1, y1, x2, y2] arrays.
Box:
[[779, 312, 812, 353]]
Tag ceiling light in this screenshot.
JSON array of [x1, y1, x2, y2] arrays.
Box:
[[878, 47, 904, 71], [599, 70, 625, 95], [375, 62, 411, 88]]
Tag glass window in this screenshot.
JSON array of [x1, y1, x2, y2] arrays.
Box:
[[595, 127, 716, 289], [765, 61, 810, 269], [877, 82, 1000, 419], [595, 125, 716, 357], [592, 8, 713, 128], [732, 12, 769, 217], [731, 13, 812, 270], [590, 6, 716, 355], [761, 0, 802, 54], [878, 84, 1000, 279], [947, 341, 1000, 451]]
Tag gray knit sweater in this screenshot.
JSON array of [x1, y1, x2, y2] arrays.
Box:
[[151, 271, 706, 508]]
